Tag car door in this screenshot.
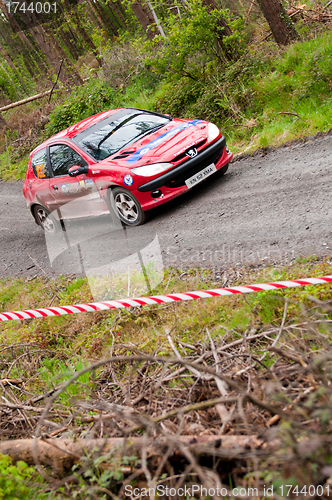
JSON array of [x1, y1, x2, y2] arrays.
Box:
[[48, 143, 104, 219]]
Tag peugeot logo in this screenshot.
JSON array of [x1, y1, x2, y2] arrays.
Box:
[[186, 148, 197, 158]]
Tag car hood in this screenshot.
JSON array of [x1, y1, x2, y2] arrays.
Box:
[[99, 118, 209, 169]]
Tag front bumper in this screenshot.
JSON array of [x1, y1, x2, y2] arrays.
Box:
[[134, 140, 232, 211], [137, 136, 226, 192]]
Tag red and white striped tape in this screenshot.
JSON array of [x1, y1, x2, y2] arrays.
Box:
[[1, 275, 332, 323]]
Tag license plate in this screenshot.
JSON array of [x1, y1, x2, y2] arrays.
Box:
[[185, 163, 217, 189]]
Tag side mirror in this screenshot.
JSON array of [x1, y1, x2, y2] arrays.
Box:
[[69, 165, 89, 177]]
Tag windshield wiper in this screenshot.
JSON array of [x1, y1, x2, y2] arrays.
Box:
[[134, 123, 166, 141], [97, 114, 141, 150], [104, 123, 169, 159]]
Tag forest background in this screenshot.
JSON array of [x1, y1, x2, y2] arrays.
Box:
[[0, 0, 332, 179]]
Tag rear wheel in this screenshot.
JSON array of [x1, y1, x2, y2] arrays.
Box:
[[33, 205, 57, 233], [110, 187, 146, 226]]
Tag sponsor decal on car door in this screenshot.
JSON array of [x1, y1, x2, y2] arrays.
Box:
[[48, 144, 107, 218]]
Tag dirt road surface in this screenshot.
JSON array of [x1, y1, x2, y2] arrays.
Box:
[[1, 133, 331, 284]]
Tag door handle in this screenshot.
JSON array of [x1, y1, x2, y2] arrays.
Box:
[[53, 185, 58, 191]]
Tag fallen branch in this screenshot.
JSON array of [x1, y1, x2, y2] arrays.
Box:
[[276, 111, 302, 119], [0, 76, 89, 113], [0, 435, 271, 472], [268, 346, 302, 363], [0, 378, 22, 386], [0, 90, 54, 113], [127, 396, 239, 433]]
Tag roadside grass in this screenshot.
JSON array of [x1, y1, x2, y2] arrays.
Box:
[[1, 256, 331, 364], [0, 150, 29, 181], [242, 31, 332, 152]]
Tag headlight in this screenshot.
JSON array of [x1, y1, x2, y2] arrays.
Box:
[[207, 122, 220, 142], [131, 163, 172, 177]]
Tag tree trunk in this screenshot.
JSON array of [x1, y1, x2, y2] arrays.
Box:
[[257, 0, 298, 45], [63, 0, 103, 67], [98, 0, 123, 35], [94, 0, 119, 36], [0, 113, 7, 130], [0, 0, 34, 50], [29, 25, 82, 85], [0, 29, 43, 76], [15, 9, 83, 85], [58, 27, 81, 60], [131, 1, 158, 40], [0, 435, 267, 476], [0, 43, 16, 71], [85, 0, 109, 39], [202, 0, 239, 61], [0, 88, 56, 113], [146, 0, 165, 37], [0, 47, 26, 90], [108, 1, 127, 29]]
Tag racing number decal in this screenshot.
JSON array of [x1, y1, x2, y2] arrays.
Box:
[[35, 163, 46, 178]]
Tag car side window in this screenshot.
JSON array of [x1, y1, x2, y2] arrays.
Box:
[[31, 148, 50, 179], [50, 144, 86, 177]]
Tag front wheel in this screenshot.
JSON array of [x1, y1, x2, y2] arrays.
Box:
[[33, 205, 58, 233], [110, 187, 146, 226]]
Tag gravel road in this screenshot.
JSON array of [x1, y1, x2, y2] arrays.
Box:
[[1, 133, 331, 284]]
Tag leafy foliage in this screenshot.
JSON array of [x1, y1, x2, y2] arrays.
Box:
[[45, 79, 120, 137], [141, 1, 247, 80], [71, 452, 139, 499], [39, 357, 92, 405], [152, 51, 266, 123], [0, 454, 46, 500]]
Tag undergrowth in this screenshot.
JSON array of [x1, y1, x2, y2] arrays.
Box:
[[1, 258, 332, 498], [0, 454, 46, 500], [46, 28, 332, 155]]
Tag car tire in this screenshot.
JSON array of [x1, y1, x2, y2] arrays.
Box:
[[110, 187, 146, 226], [217, 163, 229, 176], [33, 205, 58, 234]]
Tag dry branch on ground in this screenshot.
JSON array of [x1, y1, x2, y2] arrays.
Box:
[[1, 298, 332, 494]]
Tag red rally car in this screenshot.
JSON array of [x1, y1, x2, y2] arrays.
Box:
[[23, 108, 233, 228]]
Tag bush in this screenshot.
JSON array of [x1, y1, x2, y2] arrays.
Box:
[[45, 79, 121, 137], [152, 52, 267, 125], [141, 0, 247, 80]]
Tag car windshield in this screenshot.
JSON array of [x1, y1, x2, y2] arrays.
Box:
[[72, 110, 171, 162]]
